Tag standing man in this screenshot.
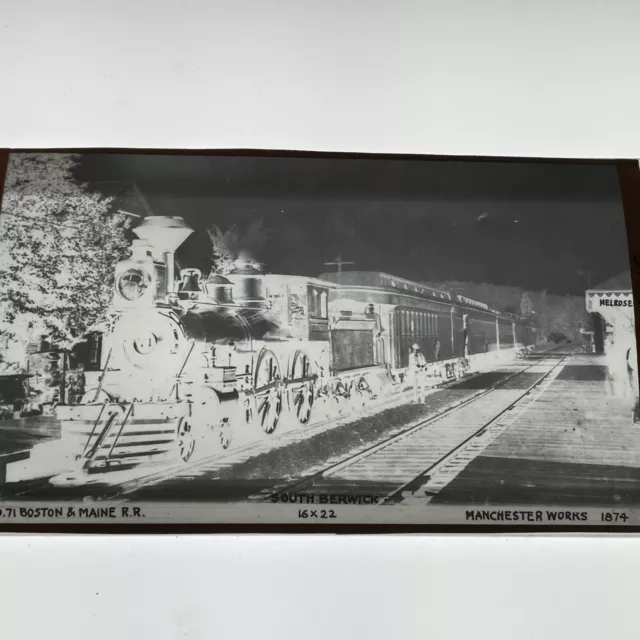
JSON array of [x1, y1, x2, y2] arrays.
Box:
[[626, 345, 639, 423], [409, 343, 427, 403], [462, 314, 470, 361]]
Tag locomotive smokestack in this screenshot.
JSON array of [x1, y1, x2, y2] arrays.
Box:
[[133, 216, 194, 294]]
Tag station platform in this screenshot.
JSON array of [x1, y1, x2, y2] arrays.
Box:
[[433, 355, 640, 506]]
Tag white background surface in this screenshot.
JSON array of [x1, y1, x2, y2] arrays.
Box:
[[2, 534, 640, 640], [2, 1, 640, 638], [1, 0, 640, 158]]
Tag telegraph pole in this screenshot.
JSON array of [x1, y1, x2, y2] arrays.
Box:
[[324, 255, 355, 275]]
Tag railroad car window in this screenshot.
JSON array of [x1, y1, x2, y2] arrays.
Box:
[[320, 291, 328, 318], [89, 339, 99, 366], [310, 289, 318, 317]]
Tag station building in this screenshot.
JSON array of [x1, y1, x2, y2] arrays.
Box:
[[585, 271, 635, 356]]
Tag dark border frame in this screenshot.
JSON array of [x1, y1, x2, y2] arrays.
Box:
[[0, 148, 639, 535]]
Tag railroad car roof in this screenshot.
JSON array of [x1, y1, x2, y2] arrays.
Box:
[[317, 271, 453, 301], [317, 270, 534, 321], [262, 273, 338, 289]]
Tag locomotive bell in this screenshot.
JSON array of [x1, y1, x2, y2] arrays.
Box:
[[205, 273, 234, 304], [133, 217, 194, 295], [178, 268, 204, 300]]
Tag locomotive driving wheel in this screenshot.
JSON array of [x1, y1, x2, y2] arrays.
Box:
[[288, 349, 315, 425], [254, 349, 283, 435]]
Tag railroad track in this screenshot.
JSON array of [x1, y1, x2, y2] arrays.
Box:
[[113, 350, 568, 502], [2, 344, 569, 502], [254, 350, 573, 506]]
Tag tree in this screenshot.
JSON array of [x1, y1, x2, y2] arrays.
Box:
[[520, 291, 535, 316], [429, 279, 589, 342], [206, 218, 269, 275], [0, 153, 130, 366]]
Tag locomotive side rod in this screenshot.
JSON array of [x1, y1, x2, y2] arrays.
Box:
[[283, 374, 319, 387]]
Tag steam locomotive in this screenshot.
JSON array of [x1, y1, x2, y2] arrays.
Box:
[[55, 216, 535, 473]]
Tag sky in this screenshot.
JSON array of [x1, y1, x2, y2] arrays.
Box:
[[74, 153, 631, 295]]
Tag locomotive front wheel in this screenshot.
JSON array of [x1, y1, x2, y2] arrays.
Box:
[[289, 350, 315, 425], [254, 349, 283, 435], [176, 417, 196, 463]]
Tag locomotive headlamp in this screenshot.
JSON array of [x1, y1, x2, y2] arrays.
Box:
[[116, 267, 153, 302]]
